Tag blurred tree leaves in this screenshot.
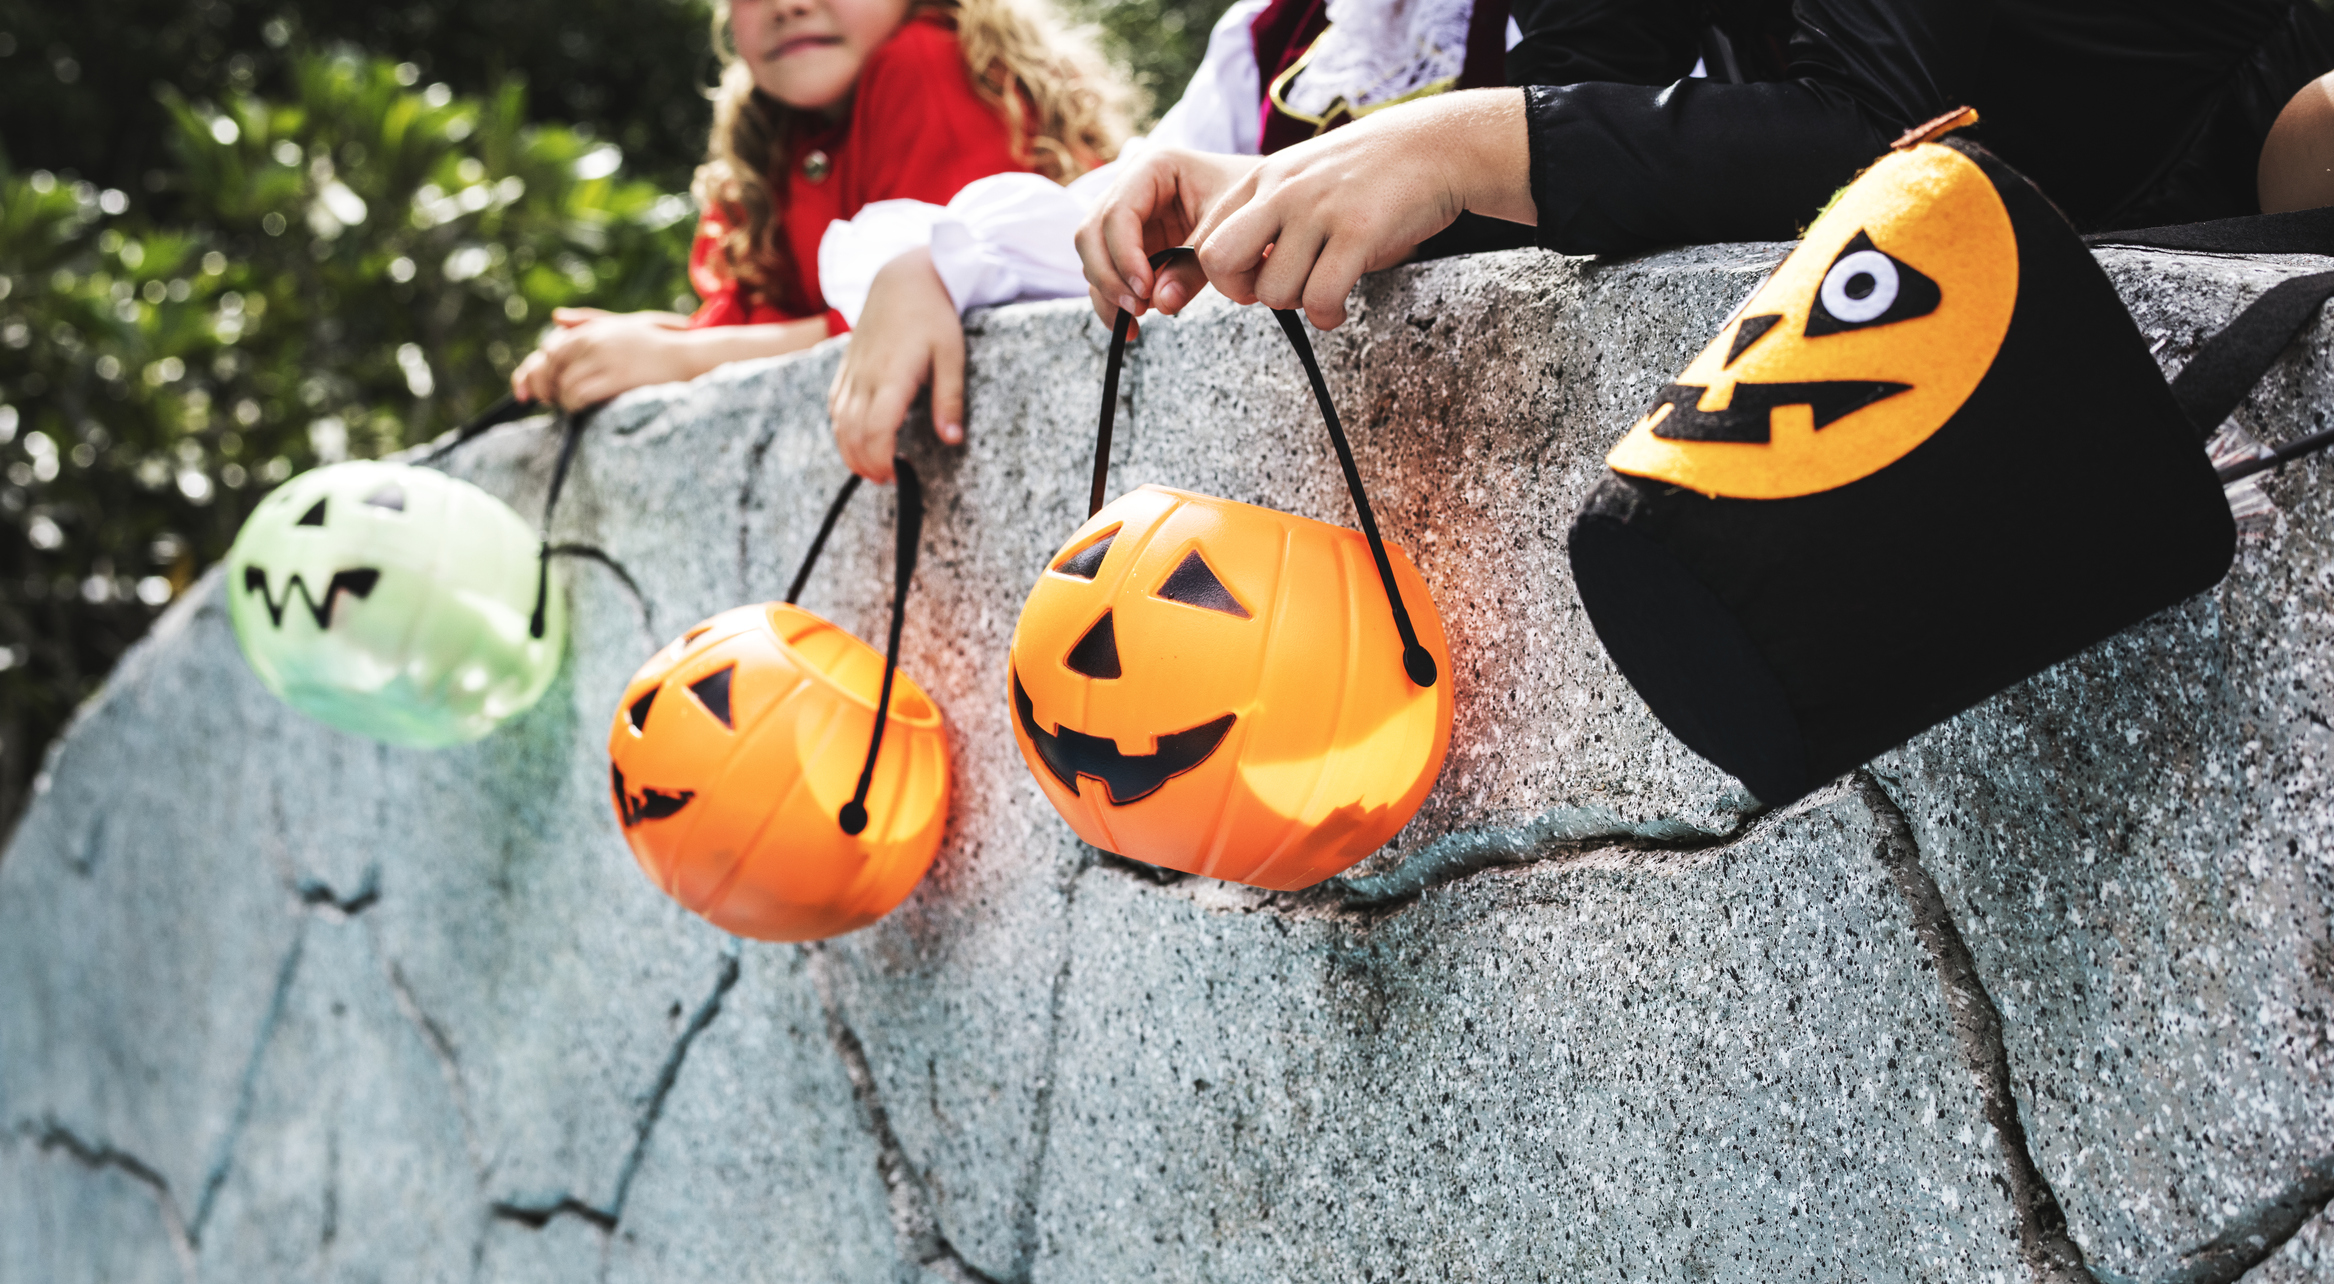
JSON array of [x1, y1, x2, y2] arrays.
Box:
[[0, 52, 693, 825], [0, 0, 720, 194], [1064, 0, 1239, 121]]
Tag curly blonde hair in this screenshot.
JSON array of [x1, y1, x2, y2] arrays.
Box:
[[693, 0, 1131, 311]]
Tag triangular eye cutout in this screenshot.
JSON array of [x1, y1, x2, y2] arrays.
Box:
[[1053, 529, 1118, 580], [1154, 550, 1249, 618], [627, 688, 657, 733], [1065, 610, 1121, 679], [687, 665, 736, 729], [1804, 230, 1941, 337], [296, 499, 327, 527], [362, 482, 406, 511]]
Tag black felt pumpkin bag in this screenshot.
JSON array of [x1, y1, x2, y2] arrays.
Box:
[[1567, 121, 2334, 807]]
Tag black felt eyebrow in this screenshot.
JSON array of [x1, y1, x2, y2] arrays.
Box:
[[1154, 549, 1249, 618]]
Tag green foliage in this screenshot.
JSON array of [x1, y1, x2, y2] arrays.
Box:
[[0, 50, 692, 819], [1062, 0, 1241, 123], [0, 0, 719, 194]]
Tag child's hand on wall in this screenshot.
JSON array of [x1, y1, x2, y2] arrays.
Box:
[[828, 248, 965, 484], [511, 309, 698, 410]]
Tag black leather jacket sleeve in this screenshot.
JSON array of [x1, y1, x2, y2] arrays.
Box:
[[1513, 0, 2326, 250], [1515, 0, 1987, 255]]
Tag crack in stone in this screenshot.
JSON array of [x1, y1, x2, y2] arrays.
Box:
[[1095, 852, 1185, 885], [296, 868, 380, 918], [319, 1123, 340, 1254], [488, 1194, 618, 1233], [378, 944, 488, 1190], [1331, 798, 1767, 909], [189, 921, 308, 1245], [19, 1117, 198, 1279], [1007, 854, 1091, 1281], [67, 811, 106, 877], [2150, 1155, 2334, 1284], [487, 948, 741, 1235], [610, 950, 740, 1215], [1088, 799, 1774, 925], [737, 423, 780, 599], [1857, 770, 2097, 1284], [808, 945, 1005, 1284]]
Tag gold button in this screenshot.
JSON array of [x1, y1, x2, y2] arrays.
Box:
[[803, 149, 830, 183]]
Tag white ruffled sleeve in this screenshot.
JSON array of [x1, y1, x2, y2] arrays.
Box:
[[1143, 0, 1270, 156], [818, 172, 1090, 325]]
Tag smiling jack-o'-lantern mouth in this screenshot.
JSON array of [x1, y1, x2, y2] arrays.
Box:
[[240, 566, 381, 629], [1644, 379, 1913, 443], [1011, 669, 1234, 806], [610, 763, 693, 829]]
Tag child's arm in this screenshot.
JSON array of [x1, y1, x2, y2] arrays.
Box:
[[818, 173, 1090, 480], [511, 308, 830, 409], [828, 249, 962, 484]]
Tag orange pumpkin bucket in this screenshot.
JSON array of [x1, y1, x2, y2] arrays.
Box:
[[1009, 251, 1453, 890], [608, 461, 948, 941]]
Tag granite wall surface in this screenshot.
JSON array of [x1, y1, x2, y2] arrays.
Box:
[[5, 240, 2334, 1283]]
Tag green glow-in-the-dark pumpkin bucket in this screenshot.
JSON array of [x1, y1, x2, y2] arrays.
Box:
[[225, 459, 564, 746]]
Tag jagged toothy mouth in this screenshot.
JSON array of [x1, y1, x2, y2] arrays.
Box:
[[611, 764, 694, 828], [241, 565, 381, 629], [1644, 380, 1912, 443], [1012, 669, 1234, 806]]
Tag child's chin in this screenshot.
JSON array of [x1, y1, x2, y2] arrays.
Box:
[[760, 60, 857, 113]]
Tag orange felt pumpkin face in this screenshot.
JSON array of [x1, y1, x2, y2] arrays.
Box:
[[1008, 484, 1453, 890], [606, 602, 949, 942], [1605, 142, 2019, 500]]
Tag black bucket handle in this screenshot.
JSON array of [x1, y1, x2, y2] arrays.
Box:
[[783, 459, 926, 835], [1095, 247, 1437, 688]]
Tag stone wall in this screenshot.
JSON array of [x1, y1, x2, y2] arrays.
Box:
[[6, 241, 2334, 1283]]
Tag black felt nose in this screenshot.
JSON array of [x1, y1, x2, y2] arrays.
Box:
[[1065, 610, 1122, 679]]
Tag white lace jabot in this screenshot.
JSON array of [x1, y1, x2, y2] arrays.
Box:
[[1278, 0, 1476, 121]]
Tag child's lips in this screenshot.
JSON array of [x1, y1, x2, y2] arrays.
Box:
[[770, 34, 844, 59]]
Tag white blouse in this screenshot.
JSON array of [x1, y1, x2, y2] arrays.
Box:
[[815, 0, 1521, 325]]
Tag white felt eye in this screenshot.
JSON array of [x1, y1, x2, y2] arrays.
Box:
[[1820, 250, 1899, 323]]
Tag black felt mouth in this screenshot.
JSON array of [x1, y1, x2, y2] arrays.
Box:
[[242, 565, 381, 629], [1012, 669, 1234, 806], [611, 764, 694, 828], [1645, 380, 1912, 444]]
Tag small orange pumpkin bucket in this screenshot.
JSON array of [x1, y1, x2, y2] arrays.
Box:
[[608, 460, 948, 941]]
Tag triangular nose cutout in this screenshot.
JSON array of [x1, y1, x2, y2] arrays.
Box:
[[1065, 611, 1121, 679], [296, 499, 327, 526], [1155, 550, 1250, 618]]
